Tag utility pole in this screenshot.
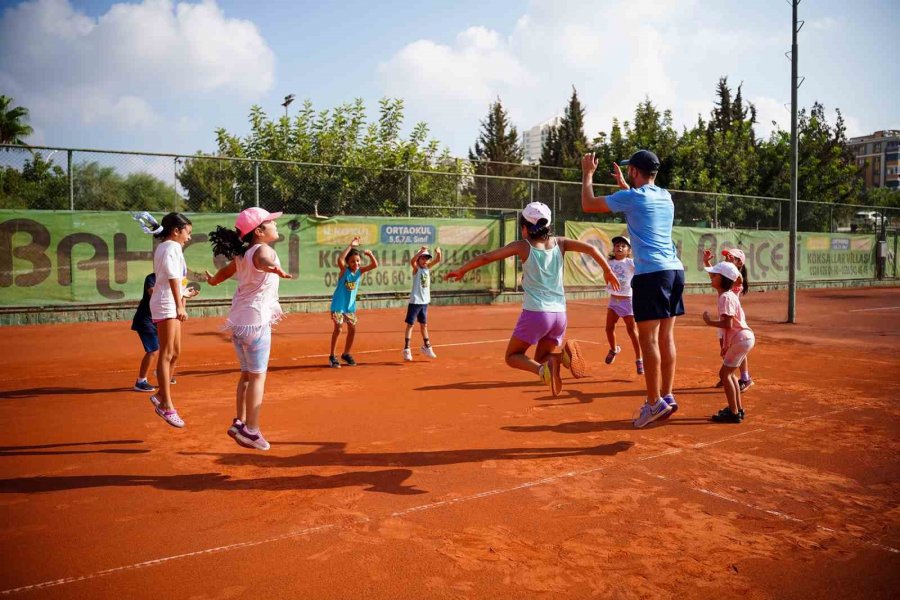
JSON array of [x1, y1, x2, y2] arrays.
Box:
[[787, 0, 804, 323]]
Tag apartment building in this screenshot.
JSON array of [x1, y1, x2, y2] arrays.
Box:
[[520, 115, 562, 164], [846, 130, 900, 190]]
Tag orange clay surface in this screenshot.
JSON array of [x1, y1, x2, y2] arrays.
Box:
[[0, 287, 898, 599]]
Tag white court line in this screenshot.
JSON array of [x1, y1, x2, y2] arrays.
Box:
[[3, 405, 886, 596], [645, 472, 899, 555], [848, 306, 900, 312]]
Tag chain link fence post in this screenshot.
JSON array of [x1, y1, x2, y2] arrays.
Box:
[[254, 161, 260, 207], [67, 150, 74, 211]]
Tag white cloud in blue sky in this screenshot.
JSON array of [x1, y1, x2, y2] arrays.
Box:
[[0, 0, 896, 157]]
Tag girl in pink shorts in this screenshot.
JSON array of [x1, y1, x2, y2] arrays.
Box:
[[446, 202, 619, 396], [604, 235, 643, 374], [702, 261, 755, 423]]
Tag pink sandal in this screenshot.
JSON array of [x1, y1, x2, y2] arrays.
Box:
[[151, 397, 184, 428]]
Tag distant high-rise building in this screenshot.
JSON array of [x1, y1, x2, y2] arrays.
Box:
[[846, 130, 900, 190], [521, 115, 562, 164]]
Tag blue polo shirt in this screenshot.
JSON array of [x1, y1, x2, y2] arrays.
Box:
[[605, 185, 683, 275]]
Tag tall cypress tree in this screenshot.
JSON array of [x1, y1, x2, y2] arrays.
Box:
[[469, 97, 523, 175], [557, 87, 589, 169]]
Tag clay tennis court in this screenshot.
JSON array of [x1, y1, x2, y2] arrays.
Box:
[[1, 286, 898, 599]]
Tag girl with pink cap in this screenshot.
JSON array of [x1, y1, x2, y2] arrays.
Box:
[[206, 208, 291, 451]]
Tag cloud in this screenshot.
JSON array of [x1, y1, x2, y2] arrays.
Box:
[[377, 0, 797, 154], [0, 0, 275, 134]]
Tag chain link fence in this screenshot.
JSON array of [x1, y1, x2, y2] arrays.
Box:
[[2, 144, 898, 236]]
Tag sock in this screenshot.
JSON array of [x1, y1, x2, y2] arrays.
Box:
[[137, 377, 147, 383], [404, 338, 410, 349], [423, 338, 431, 348], [741, 369, 750, 381], [245, 426, 259, 435]]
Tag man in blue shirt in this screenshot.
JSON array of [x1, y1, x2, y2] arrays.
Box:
[[581, 149, 684, 428]]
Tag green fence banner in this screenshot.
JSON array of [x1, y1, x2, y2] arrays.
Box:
[[564, 221, 877, 286], [0, 211, 499, 306]]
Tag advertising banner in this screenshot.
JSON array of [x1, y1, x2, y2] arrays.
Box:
[[564, 221, 876, 287], [0, 211, 499, 306]]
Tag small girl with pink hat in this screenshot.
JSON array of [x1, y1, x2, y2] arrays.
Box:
[[703, 246, 753, 390], [206, 207, 292, 451]]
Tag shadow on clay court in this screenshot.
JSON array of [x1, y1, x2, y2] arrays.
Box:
[[503, 417, 714, 434], [416, 378, 632, 393], [0, 468, 427, 495], [182, 439, 635, 471], [0, 440, 149, 457], [0, 386, 132, 399]]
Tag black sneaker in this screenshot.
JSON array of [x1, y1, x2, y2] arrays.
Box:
[[711, 408, 741, 423], [739, 379, 754, 392], [341, 353, 357, 366], [739, 408, 746, 420], [329, 355, 341, 368]]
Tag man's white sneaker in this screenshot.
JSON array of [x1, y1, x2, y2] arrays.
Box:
[[402, 348, 413, 361], [633, 398, 672, 428], [420, 345, 437, 359]]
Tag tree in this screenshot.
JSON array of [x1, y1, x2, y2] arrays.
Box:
[[184, 97, 468, 217], [0, 152, 67, 209], [0, 96, 33, 145], [468, 98, 526, 210], [557, 87, 589, 170]]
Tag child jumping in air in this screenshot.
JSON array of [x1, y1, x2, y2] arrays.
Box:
[[702, 261, 755, 423], [403, 246, 442, 361], [131, 272, 197, 392], [446, 202, 619, 396], [604, 235, 643, 375], [206, 207, 291, 451], [704, 247, 753, 390], [134, 211, 193, 428], [329, 236, 378, 368]]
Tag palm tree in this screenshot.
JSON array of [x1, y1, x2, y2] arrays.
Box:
[[0, 95, 34, 145]]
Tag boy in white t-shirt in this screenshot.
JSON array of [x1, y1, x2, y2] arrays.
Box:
[[702, 261, 755, 424], [604, 235, 643, 375], [402, 246, 442, 361]]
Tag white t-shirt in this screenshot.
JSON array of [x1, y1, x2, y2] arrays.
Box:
[[150, 240, 187, 320], [717, 290, 752, 348], [608, 258, 634, 297], [226, 244, 284, 333]]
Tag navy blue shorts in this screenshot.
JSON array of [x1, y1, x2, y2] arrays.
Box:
[[136, 329, 159, 353], [631, 270, 685, 323], [405, 303, 428, 325]]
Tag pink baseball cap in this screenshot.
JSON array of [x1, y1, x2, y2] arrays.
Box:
[[722, 247, 746, 264], [235, 207, 283, 236]]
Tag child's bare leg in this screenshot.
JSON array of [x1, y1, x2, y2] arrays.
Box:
[[623, 316, 641, 359], [419, 323, 430, 346], [505, 338, 540, 374], [138, 350, 157, 381], [343, 322, 356, 354], [605, 309, 619, 350], [330, 321, 341, 356], [235, 371, 249, 422], [168, 323, 181, 381], [404, 323, 414, 347], [740, 356, 750, 381], [532, 337, 558, 366], [720, 365, 739, 414], [243, 372, 267, 431], [155, 320, 178, 409]]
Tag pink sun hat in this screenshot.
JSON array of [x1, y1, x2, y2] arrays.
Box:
[[721, 247, 746, 264], [235, 207, 283, 236]]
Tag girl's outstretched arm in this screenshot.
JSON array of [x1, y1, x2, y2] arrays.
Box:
[[204, 260, 237, 286], [445, 241, 526, 281], [560, 238, 620, 292], [361, 249, 379, 273]]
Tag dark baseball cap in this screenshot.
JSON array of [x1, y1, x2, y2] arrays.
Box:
[[620, 150, 660, 173]]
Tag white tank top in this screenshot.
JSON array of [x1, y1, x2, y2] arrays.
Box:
[[225, 244, 284, 334]]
